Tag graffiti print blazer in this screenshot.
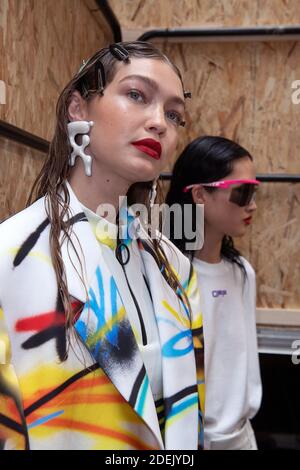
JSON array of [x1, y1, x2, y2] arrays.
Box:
[[0, 187, 205, 450]]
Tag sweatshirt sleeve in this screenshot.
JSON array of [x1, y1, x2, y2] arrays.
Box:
[[185, 263, 205, 449], [241, 257, 262, 414]]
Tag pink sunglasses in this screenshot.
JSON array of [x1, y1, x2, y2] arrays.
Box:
[[183, 178, 260, 207], [183, 179, 260, 192]]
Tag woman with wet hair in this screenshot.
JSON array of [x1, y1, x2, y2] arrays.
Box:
[[166, 136, 262, 450], [0, 42, 204, 450]]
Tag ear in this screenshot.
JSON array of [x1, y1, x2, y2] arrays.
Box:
[[191, 185, 206, 205], [68, 90, 89, 122]]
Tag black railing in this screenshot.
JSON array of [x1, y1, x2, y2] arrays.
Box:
[[1, 122, 299, 183], [160, 173, 300, 183], [96, 0, 122, 43], [138, 25, 300, 42], [0, 120, 49, 153], [138, 24, 300, 183]]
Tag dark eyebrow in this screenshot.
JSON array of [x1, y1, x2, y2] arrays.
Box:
[[118, 74, 185, 108]]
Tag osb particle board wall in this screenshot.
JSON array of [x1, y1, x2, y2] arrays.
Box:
[[239, 183, 300, 309], [163, 42, 300, 309], [110, 0, 300, 309], [0, 0, 113, 140], [0, 136, 44, 221], [109, 0, 300, 28], [0, 0, 113, 219], [160, 41, 300, 172]]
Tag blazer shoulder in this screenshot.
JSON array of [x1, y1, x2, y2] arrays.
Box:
[[0, 197, 47, 248]]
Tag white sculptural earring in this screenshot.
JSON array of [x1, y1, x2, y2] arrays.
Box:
[[149, 178, 158, 208], [67, 120, 94, 176]]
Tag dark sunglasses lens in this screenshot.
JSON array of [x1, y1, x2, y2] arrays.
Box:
[[229, 184, 256, 207]]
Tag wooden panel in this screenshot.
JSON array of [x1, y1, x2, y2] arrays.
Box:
[[159, 41, 300, 174], [0, 0, 113, 221], [256, 308, 300, 327], [109, 0, 300, 28], [0, 0, 113, 140], [0, 136, 44, 221], [235, 183, 300, 309], [157, 41, 300, 309]]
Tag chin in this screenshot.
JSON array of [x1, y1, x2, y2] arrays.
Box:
[[130, 164, 160, 183], [231, 227, 247, 238]]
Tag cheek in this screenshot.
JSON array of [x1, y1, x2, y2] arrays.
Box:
[[220, 206, 246, 236], [91, 98, 131, 133], [90, 112, 127, 150], [205, 208, 226, 229], [164, 132, 178, 160], [204, 198, 238, 231]]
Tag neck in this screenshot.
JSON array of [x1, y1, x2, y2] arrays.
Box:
[[68, 162, 130, 222], [195, 226, 223, 264]]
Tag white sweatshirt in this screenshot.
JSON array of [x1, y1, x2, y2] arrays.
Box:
[[193, 256, 262, 446]]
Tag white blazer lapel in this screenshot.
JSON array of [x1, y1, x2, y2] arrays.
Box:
[[138, 234, 199, 450], [61, 185, 164, 449]]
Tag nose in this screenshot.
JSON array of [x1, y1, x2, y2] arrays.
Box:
[[145, 104, 167, 136], [247, 199, 257, 212]]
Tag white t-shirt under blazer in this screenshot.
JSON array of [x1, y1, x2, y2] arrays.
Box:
[[193, 256, 262, 450]]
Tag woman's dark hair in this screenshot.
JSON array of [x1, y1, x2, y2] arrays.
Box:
[[166, 135, 253, 278]]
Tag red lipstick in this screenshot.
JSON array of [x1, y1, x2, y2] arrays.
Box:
[[244, 217, 252, 225], [132, 138, 162, 160]]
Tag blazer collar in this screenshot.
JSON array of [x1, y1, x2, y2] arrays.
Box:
[[137, 235, 199, 450], [60, 183, 164, 449]]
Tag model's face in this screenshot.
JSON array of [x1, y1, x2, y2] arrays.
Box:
[[86, 58, 185, 183], [201, 157, 258, 238]]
